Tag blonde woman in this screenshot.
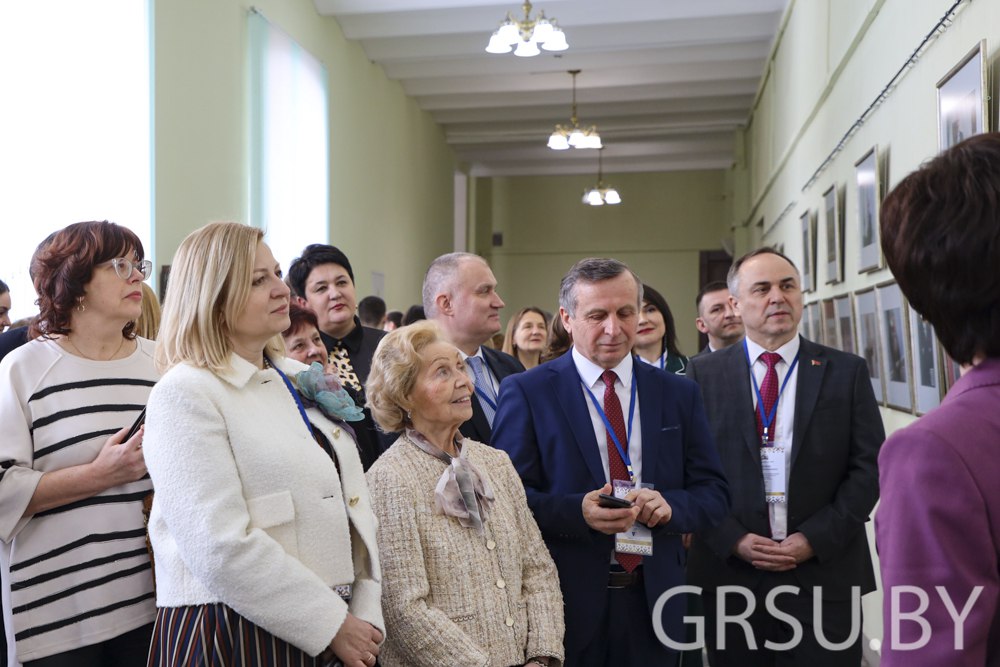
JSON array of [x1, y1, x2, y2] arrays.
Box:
[[144, 222, 383, 667], [366, 321, 564, 667], [501, 307, 549, 370]]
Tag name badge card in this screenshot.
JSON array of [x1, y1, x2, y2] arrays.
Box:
[[760, 444, 787, 504], [613, 479, 654, 556]]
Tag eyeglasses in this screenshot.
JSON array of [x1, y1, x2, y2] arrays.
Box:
[[107, 258, 153, 281]]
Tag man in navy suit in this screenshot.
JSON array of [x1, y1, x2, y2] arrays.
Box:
[[423, 252, 524, 443], [492, 258, 729, 666]]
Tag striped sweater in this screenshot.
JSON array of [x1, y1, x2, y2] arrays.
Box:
[[0, 337, 158, 663]]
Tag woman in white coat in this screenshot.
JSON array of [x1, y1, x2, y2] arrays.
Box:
[[143, 222, 384, 667]]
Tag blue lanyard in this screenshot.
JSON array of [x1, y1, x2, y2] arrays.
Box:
[[266, 357, 314, 437], [581, 371, 638, 483], [743, 341, 799, 446]]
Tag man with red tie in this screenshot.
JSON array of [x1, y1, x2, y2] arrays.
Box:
[[492, 257, 729, 666], [687, 248, 883, 666]]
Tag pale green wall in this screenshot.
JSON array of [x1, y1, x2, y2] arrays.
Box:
[[154, 0, 456, 309], [731, 0, 1000, 647], [479, 170, 730, 354]]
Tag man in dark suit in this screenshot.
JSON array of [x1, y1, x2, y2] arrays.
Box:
[[687, 248, 883, 666], [492, 257, 729, 666], [693, 280, 744, 357], [423, 252, 523, 443]]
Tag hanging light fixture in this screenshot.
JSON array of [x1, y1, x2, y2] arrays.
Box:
[[548, 70, 601, 151], [485, 1, 568, 57], [582, 148, 621, 206]]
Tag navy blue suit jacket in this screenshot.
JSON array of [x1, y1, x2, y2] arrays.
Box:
[[491, 351, 729, 655]]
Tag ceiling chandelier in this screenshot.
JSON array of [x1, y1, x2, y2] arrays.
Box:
[[582, 148, 621, 206], [485, 1, 568, 57], [548, 70, 601, 151]]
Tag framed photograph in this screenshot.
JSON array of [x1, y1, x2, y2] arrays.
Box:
[[822, 299, 838, 349], [823, 185, 843, 284], [877, 282, 912, 411], [909, 309, 942, 415], [808, 302, 822, 344], [834, 294, 855, 356], [800, 210, 815, 292], [937, 40, 987, 151], [855, 147, 881, 273], [855, 289, 884, 404]]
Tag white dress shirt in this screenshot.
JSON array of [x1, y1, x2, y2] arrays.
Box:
[[571, 348, 644, 486], [744, 335, 800, 539]]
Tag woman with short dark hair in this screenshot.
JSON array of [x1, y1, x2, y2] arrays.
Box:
[[0, 220, 156, 665], [876, 133, 1000, 665]]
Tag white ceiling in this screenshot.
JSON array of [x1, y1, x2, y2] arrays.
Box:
[[314, 0, 788, 176]]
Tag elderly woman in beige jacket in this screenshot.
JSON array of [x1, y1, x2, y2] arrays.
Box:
[[365, 321, 564, 667]]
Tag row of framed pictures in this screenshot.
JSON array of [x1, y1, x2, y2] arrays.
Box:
[[799, 40, 987, 293], [800, 282, 960, 416]]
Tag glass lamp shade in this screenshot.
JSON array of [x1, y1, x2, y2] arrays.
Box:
[[584, 189, 604, 206], [541, 27, 568, 51], [580, 133, 602, 149], [497, 21, 520, 45], [486, 32, 513, 54], [567, 127, 586, 147], [514, 39, 541, 57], [532, 19, 554, 44], [604, 188, 621, 204], [547, 132, 570, 150]]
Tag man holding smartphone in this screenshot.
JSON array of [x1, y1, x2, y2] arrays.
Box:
[[492, 258, 729, 667]]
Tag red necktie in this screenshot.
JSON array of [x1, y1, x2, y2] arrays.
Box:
[[755, 352, 783, 444], [602, 370, 642, 573]]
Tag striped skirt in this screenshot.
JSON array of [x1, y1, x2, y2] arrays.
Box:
[[147, 604, 325, 667]]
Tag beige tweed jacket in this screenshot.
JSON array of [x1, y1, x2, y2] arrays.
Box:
[[367, 434, 565, 667]]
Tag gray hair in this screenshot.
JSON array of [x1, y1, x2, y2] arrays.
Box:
[[558, 258, 643, 317], [421, 252, 485, 318], [727, 247, 800, 295]]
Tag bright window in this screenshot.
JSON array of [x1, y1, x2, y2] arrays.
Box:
[[0, 1, 152, 323], [248, 11, 329, 273]]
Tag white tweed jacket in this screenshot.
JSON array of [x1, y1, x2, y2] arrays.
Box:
[[367, 434, 564, 667], [144, 354, 383, 657]]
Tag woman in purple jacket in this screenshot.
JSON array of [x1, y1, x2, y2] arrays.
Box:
[[877, 132, 1000, 666]]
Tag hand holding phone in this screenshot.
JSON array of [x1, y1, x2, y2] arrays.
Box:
[[123, 407, 146, 442], [598, 493, 633, 509]]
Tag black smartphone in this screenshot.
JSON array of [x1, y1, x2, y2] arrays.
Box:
[[123, 407, 146, 442], [598, 493, 633, 509]]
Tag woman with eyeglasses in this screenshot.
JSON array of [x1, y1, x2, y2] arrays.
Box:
[[0, 221, 158, 666]]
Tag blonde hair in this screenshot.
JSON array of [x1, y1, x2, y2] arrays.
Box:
[[366, 320, 446, 432], [156, 222, 284, 373], [135, 282, 161, 340]]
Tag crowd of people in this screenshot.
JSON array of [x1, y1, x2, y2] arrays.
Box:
[[0, 133, 998, 666]]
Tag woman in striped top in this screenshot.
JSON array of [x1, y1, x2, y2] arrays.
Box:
[[0, 221, 157, 666]]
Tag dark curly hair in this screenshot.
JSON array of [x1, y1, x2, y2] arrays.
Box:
[[29, 221, 144, 340]]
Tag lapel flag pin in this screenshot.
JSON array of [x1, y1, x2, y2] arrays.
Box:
[[811, 359, 822, 366]]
